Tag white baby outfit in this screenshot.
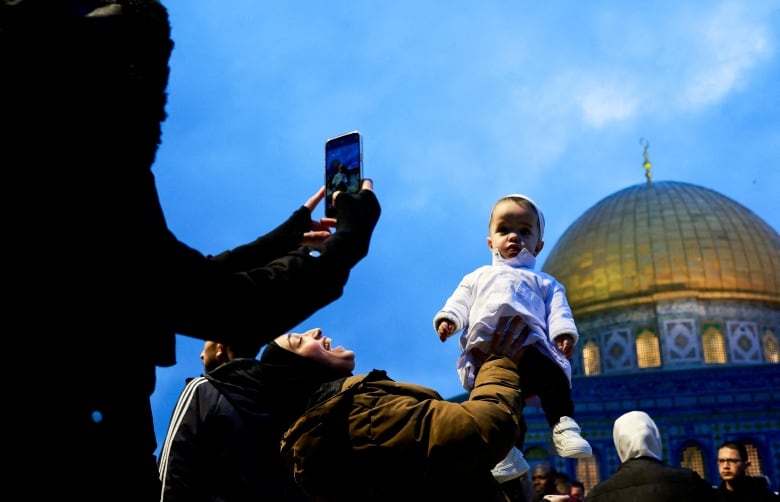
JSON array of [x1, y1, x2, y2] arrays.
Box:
[[434, 247, 577, 392]]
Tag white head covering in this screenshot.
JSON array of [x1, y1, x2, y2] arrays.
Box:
[[612, 410, 663, 462], [504, 193, 545, 240]]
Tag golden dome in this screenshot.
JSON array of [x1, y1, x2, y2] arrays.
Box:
[[542, 181, 780, 317]]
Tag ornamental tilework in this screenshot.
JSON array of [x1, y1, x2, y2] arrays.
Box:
[[662, 318, 699, 365], [602, 329, 633, 371], [726, 321, 761, 363]]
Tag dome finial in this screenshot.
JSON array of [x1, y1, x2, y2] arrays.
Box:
[[640, 138, 652, 186]]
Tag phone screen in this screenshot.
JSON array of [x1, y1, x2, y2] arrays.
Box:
[[325, 131, 362, 218]]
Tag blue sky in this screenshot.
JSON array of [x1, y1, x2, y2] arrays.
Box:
[[150, 1, 780, 453]]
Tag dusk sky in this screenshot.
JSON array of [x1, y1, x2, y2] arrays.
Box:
[[150, 1, 779, 454]]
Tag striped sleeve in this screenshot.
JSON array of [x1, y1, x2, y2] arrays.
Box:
[[157, 377, 210, 501]]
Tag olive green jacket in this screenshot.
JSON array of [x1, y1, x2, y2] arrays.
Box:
[[281, 356, 522, 501]]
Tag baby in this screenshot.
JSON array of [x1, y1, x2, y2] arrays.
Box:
[[434, 194, 592, 482]]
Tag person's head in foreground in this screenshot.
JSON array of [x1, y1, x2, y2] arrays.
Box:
[[612, 410, 663, 463]]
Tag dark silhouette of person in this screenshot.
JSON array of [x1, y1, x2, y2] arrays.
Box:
[[2, 2, 380, 501]]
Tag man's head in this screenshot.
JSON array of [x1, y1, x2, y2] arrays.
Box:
[[552, 472, 572, 495], [718, 441, 749, 488], [200, 339, 264, 372], [531, 462, 554, 496], [612, 410, 662, 463], [570, 480, 585, 501], [487, 194, 545, 259], [200, 341, 229, 372]]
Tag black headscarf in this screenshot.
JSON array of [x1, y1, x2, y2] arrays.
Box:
[[256, 340, 353, 429]]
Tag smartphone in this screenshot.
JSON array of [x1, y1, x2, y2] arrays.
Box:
[[324, 131, 362, 218]]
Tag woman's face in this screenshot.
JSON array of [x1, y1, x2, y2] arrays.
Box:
[[274, 327, 356, 373]]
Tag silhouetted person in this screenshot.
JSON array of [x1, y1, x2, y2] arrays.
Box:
[[3, 2, 380, 500]]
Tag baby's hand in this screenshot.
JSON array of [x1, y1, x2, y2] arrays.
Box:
[[437, 320, 455, 342], [556, 333, 575, 359]]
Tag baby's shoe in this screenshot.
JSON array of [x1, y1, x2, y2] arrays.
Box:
[[491, 446, 530, 483], [552, 416, 592, 458]]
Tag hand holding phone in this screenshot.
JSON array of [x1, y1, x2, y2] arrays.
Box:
[[325, 131, 362, 218]]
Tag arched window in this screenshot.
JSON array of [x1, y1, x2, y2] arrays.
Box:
[[636, 328, 661, 368], [583, 340, 601, 376], [762, 329, 780, 364], [575, 454, 600, 494], [702, 324, 727, 364], [743, 440, 764, 478], [680, 443, 707, 481]]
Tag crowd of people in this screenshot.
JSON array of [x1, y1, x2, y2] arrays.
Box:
[[154, 326, 779, 502], [5, 2, 776, 502], [517, 412, 779, 502]]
